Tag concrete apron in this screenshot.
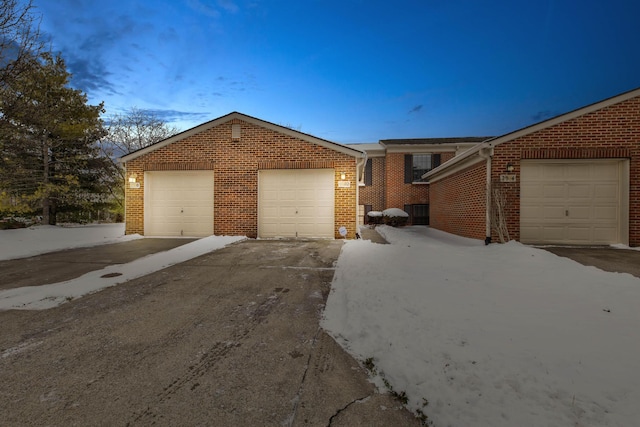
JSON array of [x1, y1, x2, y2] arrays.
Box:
[[0, 239, 419, 426]]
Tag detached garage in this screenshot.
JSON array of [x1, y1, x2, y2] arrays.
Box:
[[427, 87, 640, 247], [120, 112, 364, 239]]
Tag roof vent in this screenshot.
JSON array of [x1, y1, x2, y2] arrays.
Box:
[[232, 123, 241, 140]]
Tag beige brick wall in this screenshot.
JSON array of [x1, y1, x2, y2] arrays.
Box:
[[124, 118, 358, 239]]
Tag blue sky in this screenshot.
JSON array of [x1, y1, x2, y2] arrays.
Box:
[[34, 0, 640, 143]]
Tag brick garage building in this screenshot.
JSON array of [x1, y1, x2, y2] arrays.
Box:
[[426, 88, 640, 247], [120, 112, 365, 239]]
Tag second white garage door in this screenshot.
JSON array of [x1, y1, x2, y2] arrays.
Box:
[[144, 171, 214, 237], [258, 169, 334, 238], [520, 160, 627, 245]]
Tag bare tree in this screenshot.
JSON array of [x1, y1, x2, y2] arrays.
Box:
[[98, 108, 180, 214], [491, 182, 511, 243], [0, 0, 45, 87], [104, 107, 180, 154]]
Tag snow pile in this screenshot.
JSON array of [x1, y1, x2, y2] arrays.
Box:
[[0, 223, 138, 261], [0, 235, 245, 310], [322, 225, 640, 426], [382, 207, 409, 217], [367, 211, 383, 218]]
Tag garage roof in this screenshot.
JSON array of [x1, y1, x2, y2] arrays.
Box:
[[119, 111, 364, 163], [423, 86, 640, 181]]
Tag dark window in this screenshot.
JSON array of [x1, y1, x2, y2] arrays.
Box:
[[404, 204, 430, 225], [412, 204, 429, 225], [364, 159, 372, 186], [404, 154, 441, 183]]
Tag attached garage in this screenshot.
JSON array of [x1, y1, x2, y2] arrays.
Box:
[[520, 160, 629, 245], [258, 169, 334, 238], [144, 171, 214, 237], [424, 87, 640, 246], [120, 112, 363, 239]]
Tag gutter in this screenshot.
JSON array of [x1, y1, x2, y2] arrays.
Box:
[[354, 150, 368, 233], [478, 146, 493, 245]]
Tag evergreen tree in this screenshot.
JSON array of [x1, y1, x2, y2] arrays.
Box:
[[0, 52, 106, 224]]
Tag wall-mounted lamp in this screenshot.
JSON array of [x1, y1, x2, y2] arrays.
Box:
[[506, 163, 514, 173], [128, 175, 137, 183], [340, 172, 346, 180]]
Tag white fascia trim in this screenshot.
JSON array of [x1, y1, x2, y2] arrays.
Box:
[[239, 114, 364, 157], [120, 112, 364, 163], [363, 151, 387, 158], [384, 143, 478, 154], [422, 87, 640, 181], [487, 87, 640, 149], [422, 142, 487, 180]]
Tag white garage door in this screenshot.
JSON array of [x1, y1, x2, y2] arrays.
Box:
[[144, 171, 214, 237], [258, 169, 334, 238], [520, 160, 624, 245]]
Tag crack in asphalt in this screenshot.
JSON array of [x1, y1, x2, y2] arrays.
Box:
[[327, 394, 372, 426], [284, 326, 323, 427]]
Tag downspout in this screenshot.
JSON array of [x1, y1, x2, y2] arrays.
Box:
[[478, 146, 493, 245], [122, 161, 127, 235], [355, 151, 368, 233]]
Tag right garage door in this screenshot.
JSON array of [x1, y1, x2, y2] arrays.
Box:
[[520, 160, 627, 245], [258, 169, 335, 239]]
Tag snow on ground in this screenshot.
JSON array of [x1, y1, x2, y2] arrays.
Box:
[[0, 223, 139, 261], [0, 224, 245, 310], [322, 225, 640, 427]]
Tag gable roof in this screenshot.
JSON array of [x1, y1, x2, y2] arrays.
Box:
[[119, 111, 364, 163], [424, 86, 640, 181]]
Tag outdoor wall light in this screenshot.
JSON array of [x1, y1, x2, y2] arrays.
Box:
[[506, 163, 514, 173], [129, 176, 137, 183], [340, 172, 346, 180]]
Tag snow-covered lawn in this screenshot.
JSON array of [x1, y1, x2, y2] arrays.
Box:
[[0, 224, 244, 310], [0, 223, 137, 261], [322, 226, 640, 427]]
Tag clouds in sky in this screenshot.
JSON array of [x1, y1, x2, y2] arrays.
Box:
[[33, 0, 640, 141], [37, 0, 249, 128]]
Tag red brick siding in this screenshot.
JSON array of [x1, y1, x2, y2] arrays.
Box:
[[430, 94, 640, 246], [385, 153, 429, 210], [492, 95, 640, 246], [124, 119, 358, 239], [355, 151, 456, 221], [359, 157, 386, 211], [430, 161, 487, 240]]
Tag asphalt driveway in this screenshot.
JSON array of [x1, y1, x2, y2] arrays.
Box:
[[0, 238, 196, 291], [543, 246, 640, 278], [0, 239, 418, 426]]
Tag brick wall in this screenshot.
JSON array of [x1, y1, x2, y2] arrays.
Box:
[[359, 157, 386, 211], [492, 95, 640, 246], [430, 161, 487, 240], [124, 118, 358, 239], [385, 153, 429, 209], [430, 94, 640, 246]]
